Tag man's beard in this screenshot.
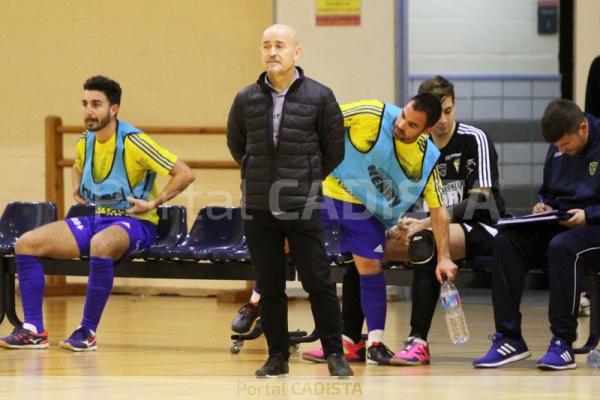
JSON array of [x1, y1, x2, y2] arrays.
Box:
[[85, 113, 111, 132]]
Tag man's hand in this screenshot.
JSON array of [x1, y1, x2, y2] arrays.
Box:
[[532, 202, 553, 214], [560, 208, 586, 228], [399, 217, 429, 237], [386, 225, 407, 245], [435, 258, 458, 283], [392, 217, 429, 245], [126, 196, 156, 215]]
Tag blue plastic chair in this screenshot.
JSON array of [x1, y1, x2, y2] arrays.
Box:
[[211, 238, 250, 262], [323, 222, 352, 265], [136, 205, 188, 260], [0, 202, 57, 254], [211, 213, 346, 264], [172, 206, 244, 261], [322, 221, 352, 264], [65, 204, 95, 219]]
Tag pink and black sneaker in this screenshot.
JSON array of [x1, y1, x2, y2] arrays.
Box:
[[391, 336, 430, 366]]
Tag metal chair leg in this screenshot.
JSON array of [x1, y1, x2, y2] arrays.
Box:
[[6, 272, 23, 327], [574, 273, 600, 354]]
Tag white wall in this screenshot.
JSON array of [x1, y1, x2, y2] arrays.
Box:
[[275, 0, 396, 104], [409, 0, 559, 74], [575, 1, 600, 106], [276, 0, 559, 107]]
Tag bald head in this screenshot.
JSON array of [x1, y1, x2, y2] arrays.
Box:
[[260, 24, 301, 83], [262, 24, 299, 46]]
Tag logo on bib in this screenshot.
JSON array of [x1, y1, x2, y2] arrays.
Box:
[[368, 165, 401, 208]]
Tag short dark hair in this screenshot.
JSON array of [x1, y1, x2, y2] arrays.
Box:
[[83, 75, 122, 105], [541, 99, 586, 143], [418, 75, 455, 102], [409, 92, 442, 129]]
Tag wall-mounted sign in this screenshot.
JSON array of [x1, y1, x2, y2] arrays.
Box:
[[316, 0, 361, 26]]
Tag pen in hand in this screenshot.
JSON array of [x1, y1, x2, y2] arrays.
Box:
[[535, 194, 551, 213]]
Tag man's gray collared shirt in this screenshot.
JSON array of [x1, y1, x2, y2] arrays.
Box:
[[264, 70, 299, 146]]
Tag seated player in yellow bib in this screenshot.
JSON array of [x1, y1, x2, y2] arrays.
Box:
[[0, 75, 194, 352]]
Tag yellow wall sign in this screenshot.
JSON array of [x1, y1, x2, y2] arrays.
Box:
[[316, 0, 361, 26]]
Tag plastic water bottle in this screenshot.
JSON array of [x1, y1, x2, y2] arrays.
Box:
[[587, 349, 600, 370], [439, 280, 470, 344]]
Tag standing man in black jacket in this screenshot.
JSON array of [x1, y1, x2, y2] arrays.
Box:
[[227, 24, 352, 378]]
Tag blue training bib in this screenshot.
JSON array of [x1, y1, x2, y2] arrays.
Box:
[[79, 120, 157, 213], [331, 103, 440, 229]]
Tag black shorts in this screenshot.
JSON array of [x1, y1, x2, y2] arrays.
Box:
[[459, 222, 497, 259]]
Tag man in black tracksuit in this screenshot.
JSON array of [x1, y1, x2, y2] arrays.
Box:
[[227, 24, 351, 377], [474, 99, 600, 370]]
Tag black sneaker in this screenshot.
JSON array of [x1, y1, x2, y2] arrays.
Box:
[[327, 353, 354, 378], [255, 354, 289, 378], [367, 342, 395, 365], [231, 303, 260, 333]]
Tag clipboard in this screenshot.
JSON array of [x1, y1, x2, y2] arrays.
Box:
[[496, 210, 573, 226]]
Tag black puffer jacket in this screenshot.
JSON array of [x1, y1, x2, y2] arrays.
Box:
[[227, 67, 344, 211]]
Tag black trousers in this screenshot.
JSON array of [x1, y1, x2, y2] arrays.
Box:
[[244, 208, 343, 357], [491, 223, 600, 344], [341, 263, 365, 344]]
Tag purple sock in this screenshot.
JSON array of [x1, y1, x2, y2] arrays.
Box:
[[15, 254, 46, 332], [81, 256, 114, 332], [359, 272, 387, 332]]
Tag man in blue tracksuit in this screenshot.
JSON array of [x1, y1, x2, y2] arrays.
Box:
[[474, 99, 600, 370]]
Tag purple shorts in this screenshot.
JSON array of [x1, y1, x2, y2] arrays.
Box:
[[320, 196, 386, 260], [65, 215, 157, 258]]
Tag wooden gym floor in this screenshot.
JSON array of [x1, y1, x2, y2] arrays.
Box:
[[0, 293, 597, 399]]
